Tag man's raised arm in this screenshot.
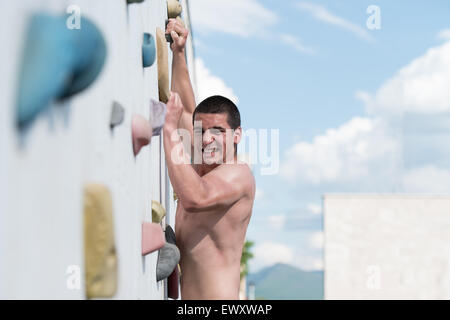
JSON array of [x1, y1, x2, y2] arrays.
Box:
[[166, 18, 196, 135]]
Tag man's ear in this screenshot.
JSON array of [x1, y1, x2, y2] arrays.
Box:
[[234, 127, 242, 144]]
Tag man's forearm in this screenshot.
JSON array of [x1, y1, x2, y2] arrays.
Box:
[[171, 51, 196, 115], [163, 125, 207, 207]]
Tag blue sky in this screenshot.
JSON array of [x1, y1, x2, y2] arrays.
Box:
[[188, 0, 450, 272]]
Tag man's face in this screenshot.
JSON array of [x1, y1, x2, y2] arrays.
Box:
[[193, 113, 234, 165]]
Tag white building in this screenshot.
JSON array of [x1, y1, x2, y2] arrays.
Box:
[[324, 194, 450, 299]]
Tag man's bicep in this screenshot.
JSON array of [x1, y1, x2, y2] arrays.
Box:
[[178, 111, 194, 149]]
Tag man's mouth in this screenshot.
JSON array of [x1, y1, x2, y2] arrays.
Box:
[[202, 146, 218, 157]]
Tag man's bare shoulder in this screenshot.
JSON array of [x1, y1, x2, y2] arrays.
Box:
[[209, 161, 255, 198]]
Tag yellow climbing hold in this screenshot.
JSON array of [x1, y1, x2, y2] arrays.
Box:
[[84, 183, 117, 299], [167, 0, 182, 19], [152, 200, 166, 223], [156, 27, 169, 103]]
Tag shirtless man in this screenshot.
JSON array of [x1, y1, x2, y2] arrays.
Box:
[[163, 19, 255, 299]]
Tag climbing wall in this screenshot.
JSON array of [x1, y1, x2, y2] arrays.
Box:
[[0, 0, 195, 299]]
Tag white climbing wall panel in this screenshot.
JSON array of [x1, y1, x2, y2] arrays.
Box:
[[0, 0, 194, 299], [324, 195, 450, 299]]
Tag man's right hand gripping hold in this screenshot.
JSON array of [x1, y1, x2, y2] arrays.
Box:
[[164, 18, 256, 300]]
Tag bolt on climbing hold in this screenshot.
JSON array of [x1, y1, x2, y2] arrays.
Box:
[[83, 183, 117, 299], [167, 0, 182, 19], [110, 101, 125, 129], [156, 242, 180, 282], [142, 32, 156, 68], [16, 13, 106, 130], [142, 222, 165, 255], [131, 114, 152, 156], [152, 200, 166, 223], [156, 27, 169, 103]]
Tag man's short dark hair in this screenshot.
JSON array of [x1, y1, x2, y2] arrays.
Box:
[[192, 95, 241, 129]]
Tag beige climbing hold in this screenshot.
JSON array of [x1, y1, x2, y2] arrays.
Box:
[[156, 27, 169, 103], [84, 183, 117, 299], [152, 200, 166, 223], [176, 16, 185, 28], [167, 0, 182, 19]]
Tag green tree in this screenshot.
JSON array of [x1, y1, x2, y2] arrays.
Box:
[[240, 240, 254, 279]]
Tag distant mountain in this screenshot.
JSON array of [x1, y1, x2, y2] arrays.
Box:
[[247, 263, 323, 300]]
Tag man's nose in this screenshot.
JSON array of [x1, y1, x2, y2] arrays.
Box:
[[202, 130, 215, 145]]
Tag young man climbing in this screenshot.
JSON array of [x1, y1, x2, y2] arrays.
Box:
[[163, 19, 255, 300]]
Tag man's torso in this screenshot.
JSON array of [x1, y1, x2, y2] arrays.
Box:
[[175, 163, 255, 299]]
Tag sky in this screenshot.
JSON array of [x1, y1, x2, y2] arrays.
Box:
[[187, 0, 450, 273]]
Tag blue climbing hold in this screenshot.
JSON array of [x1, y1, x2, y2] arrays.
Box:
[[16, 13, 107, 129], [142, 33, 156, 68]]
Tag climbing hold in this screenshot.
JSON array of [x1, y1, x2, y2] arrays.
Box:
[[173, 192, 178, 202], [165, 225, 176, 245], [168, 266, 179, 299], [149, 99, 167, 136], [152, 200, 166, 223], [16, 13, 106, 129], [156, 27, 169, 103], [167, 0, 182, 19], [142, 222, 165, 255], [142, 33, 156, 68], [156, 242, 180, 281], [127, 0, 145, 3], [84, 183, 117, 299], [131, 114, 152, 156], [110, 101, 124, 129]]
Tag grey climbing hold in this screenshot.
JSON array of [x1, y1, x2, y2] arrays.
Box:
[[110, 101, 124, 128], [165, 225, 176, 245], [149, 99, 167, 136], [156, 242, 180, 282]]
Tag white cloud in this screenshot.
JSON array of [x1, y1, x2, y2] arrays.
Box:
[[309, 231, 324, 249], [267, 214, 287, 230], [296, 2, 374, 42], [293, 255, 324, 271], [307, 203, 322, 215], [281, 117, 399, 185], [195, 58, 239, 104], [437, 29, 450, 40], [358, 42, 450, 115], [189, 0, 278, 37], [251, 242, 294, 271], [280, 33, 316, 55], [281, 40, 450, 194], [402, 166, 450, 193]]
